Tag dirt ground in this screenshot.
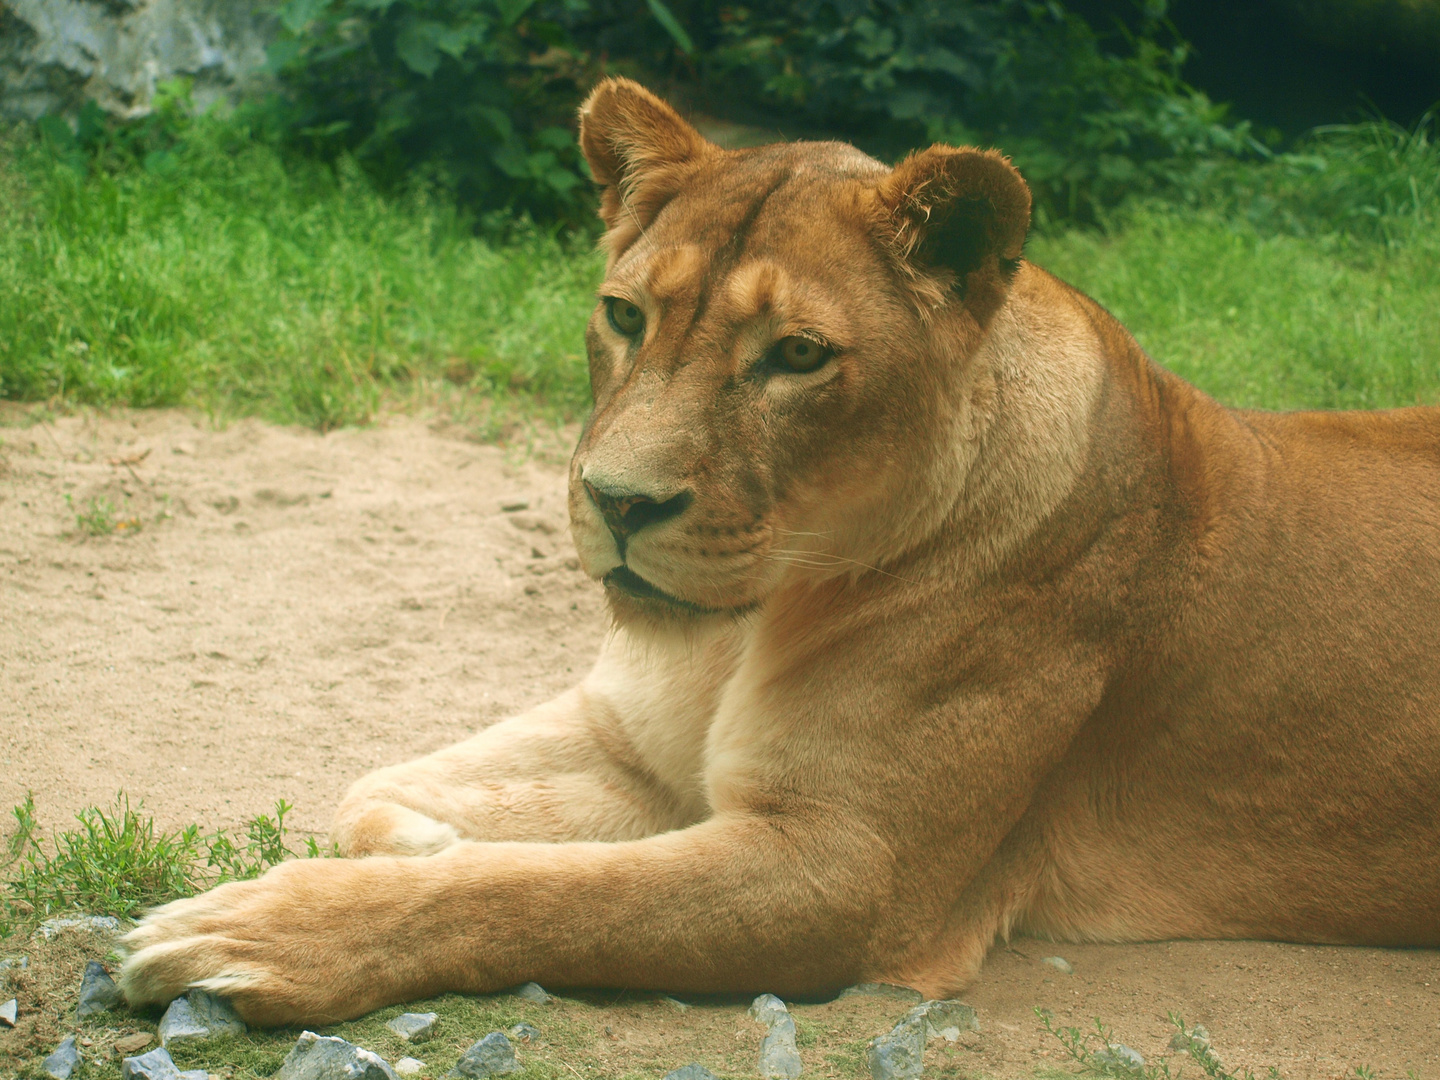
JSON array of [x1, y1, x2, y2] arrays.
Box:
[[1, 405, 1437, 1080]]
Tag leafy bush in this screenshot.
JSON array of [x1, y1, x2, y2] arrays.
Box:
[[695, 0, 1257, 224], [265, 0, 602, 224], [1169, 110, 1440, 244], [250, 0, 1255, 225]]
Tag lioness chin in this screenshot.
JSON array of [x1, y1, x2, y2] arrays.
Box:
[[118, 78, 1440, 1027]]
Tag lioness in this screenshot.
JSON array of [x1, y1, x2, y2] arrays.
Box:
[[120, 79, 1440, 1026]]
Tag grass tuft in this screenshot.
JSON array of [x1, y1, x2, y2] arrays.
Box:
[[1, 794, 325, 935]]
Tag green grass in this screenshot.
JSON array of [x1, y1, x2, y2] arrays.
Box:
[[1, 113, 1437, 432], [1030, 205, 1440, 411], [1, 794, 321, 934], [0, 117, 601, 432]]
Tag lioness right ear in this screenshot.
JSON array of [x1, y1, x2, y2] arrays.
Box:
[[877, 146, 1031, 324], [578, 78, 713, 250]]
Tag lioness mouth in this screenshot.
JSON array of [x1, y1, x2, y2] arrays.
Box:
[[603, 565, 729, 616], [604, 565, 695, 607]]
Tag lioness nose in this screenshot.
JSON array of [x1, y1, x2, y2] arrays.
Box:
[[584, 479, 691, 540]]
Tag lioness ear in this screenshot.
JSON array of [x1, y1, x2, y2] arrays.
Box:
[[578, 78, 713, 246], [877, 146, 1031, 322]]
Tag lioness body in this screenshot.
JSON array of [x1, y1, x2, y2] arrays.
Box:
[[119, 81, 1439, 1024]]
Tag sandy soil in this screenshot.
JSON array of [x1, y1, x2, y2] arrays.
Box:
[[1, 406, 1437, 1080]]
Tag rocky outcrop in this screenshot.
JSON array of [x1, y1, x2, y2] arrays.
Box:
[[0, 0, 273, 120]]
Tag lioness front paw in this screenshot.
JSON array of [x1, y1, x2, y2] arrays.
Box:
[[119, 857, 398, 1026]]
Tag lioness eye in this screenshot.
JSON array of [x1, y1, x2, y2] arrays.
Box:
[[777, 336, 831, 373], [606, 298, 645, 336]]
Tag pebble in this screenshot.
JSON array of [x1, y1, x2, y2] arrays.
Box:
[[663, 1065, 719, 1080], [900, 1000, 980, 1042], [37, 915, 122, 940], [837, 983, 925, 1003], [158, 990, 247, 1046], [394, 1059, 426, 1077], [1040, 956, 1074, 975], [274, 1032, 399, 1080], [500, 500, 530, 512], [1092, 1043, 1145, 1074], [43, 1035, 82, 1079], [748, 994, 802, 1080], [507, 1022, 540, 1043], [387, 1012, 439, 1043], [76, 960, 124, 1017], [0, 997, 16, 1026], [119, 1047, 209, 1080], [115, 1033, 154, 1054], [448, 1031, 520, 1078], [510, 981, 552, 1004], [866, 1015, 924, 1080], [507, 513, 557, 535]]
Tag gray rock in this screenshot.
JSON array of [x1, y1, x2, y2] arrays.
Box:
[[387, 1012, 438, 1043], [748, 993, 789, 1027], [0, 955, 28, 979], [37, 915, 122, 940], [748, 994, 802, 1080], [448, 1031, 520, 1079], [44, 1035, 82, 1079], [507, 1022, 540, 1043], [927, 1001, 980, 1041], [0, 0, 275, 122], [158, 989, 246, 1046], [838, 983, 925, 1004], [510, 981, 551, 1003], [663, 1065, 719, 1080], [759, 1030, 803, 1080], [0, 997, 16, 1026], [77, 959, 123, 1017], [157, 997, 207, 1046], [660, 995, 692, 1011], [119, 1046, 208, 1080], [866, 1016, 925, 1080], [1091, 1043, 1145, 1075], [1039, 956, 1073, 975], [394, 1060, 426, 1077], [274, 1031, 400, 1080]]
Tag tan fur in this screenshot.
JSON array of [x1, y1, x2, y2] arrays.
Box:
[[118, 79, 1440, 1026]]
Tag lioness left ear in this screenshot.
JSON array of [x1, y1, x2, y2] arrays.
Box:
[[877, 146, 1031, 322]]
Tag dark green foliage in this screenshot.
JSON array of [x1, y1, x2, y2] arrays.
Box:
[[1168, 108, 1439, 243], [695, 0, 1256, 224], [265, 0, 599, 224], [254, 0, 1257, 225]]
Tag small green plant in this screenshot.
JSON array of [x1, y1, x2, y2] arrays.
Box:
[[1037, 1008, 1287, 1080], [64, 492, 142, 536], [67, 492, 116, 535], [2, 793, 325, 933]]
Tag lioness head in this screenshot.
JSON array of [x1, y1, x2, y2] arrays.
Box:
[[569, 78, 1031, 619]]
